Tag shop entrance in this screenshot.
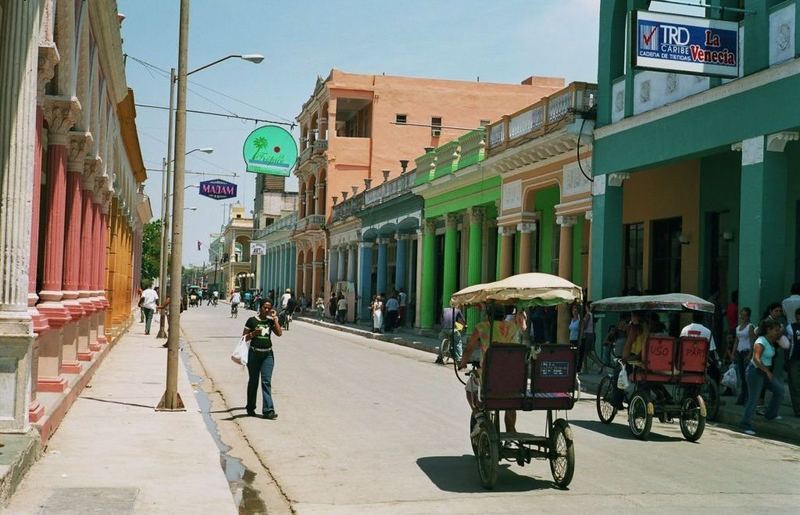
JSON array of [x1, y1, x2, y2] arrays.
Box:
[[651, 217, 682, 294]]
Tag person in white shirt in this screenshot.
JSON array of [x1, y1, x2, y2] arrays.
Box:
[[139, 286, 159, 335], [336, 295, 348, 324], [230, 290, 242, 318], [280, 289, 292, 310], [681, 312, 719, 382], [398, 288, 407, 327], [782, 283, 800, 327]]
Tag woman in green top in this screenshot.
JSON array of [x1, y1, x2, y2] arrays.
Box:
[[243, 300, 283, 419]]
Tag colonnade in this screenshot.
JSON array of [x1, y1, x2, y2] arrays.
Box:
[[263, 243, 296, 295]]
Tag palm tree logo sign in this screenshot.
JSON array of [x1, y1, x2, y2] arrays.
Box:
[[243, 125, 298, 177]]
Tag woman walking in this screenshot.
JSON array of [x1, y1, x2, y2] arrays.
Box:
[[740, 318, 785, 435], [734, 307, 756, 405], [243, 300, 283, 419], [371, 294, 384, 333]]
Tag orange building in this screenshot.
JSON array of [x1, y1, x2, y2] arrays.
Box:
[[292, 69, 565, 299]]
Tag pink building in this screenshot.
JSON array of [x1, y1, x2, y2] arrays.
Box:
[[292, 69, 565, 299]]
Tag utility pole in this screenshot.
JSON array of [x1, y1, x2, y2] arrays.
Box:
[[158, 0, 189, 411], [156, 67, 176, 340]]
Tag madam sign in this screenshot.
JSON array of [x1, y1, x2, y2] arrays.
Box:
[[632, 11, 739, 78], [199, 179, 238, 200]]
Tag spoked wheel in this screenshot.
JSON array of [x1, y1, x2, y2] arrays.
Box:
[[700, 377, 719, 421], [475, 417, 499, 489], [469, 413, 480, 454], [596, 375, 618, 424], [628, 392, 653, 440], [679, 396, 706, 442], [440, 338, 451, 364], [549, 419, 575, 489]]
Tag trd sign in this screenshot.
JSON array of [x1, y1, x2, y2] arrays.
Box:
[[198, 179, 238, 200]]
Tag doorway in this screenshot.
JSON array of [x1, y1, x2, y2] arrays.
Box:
[[651, 217, 682, 294]]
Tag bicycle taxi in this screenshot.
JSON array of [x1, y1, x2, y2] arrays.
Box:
[[593, 293, 714, 442], [450, 272, 581, 490]]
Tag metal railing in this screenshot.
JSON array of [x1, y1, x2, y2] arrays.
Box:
[[364, 171, 417, 206], [295, 213, 325, 231], [262, 213, 297, 236], [313, 139, 328, 154]]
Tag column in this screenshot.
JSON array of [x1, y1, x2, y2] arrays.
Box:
[[556, 215, 577, 344], [358, 242, 374, 321], [394, 234, 408, 291], [346, 244, 357, 283], [303, 262, 312, 297], [738, 135, 789, 317], [64, 132, 89, 362], [296, 251, 304, 295], [420, 220, 437, 329], [517, 222, 536, 273], [337, 246, 346, 283], [590, 175, 624, 304], [442, 214, 458, 309], [414, 231, 424, 328], [585, 211, 593, 299], [498, 225, 514, 279], [79, 160, 99, 354], [376, 238, 388, 296], [329, 246, 339, 285], [315, 181, 325, 216], [0, 0, 40, 430], [466, 208, 484, 329]]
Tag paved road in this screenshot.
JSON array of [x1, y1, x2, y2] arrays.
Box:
[[182, 305, 800, 514]]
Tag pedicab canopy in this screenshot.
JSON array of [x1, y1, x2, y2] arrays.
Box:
[[450, 273, 583, 308], [591, 293, 715, 314]]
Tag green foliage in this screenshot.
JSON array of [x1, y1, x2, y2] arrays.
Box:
[[141, 220, 162, 284]]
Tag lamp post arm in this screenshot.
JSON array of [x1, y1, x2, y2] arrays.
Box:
[[186, 54, 240, 77]]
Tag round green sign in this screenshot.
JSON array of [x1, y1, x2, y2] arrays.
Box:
[[242, 125, 298, 176]]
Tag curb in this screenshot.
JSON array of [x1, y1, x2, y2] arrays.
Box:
[[0, 433, 40, 507], [295, 316, 440, 355]]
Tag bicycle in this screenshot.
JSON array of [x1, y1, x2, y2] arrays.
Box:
[[279, 309, 291, 331], [231, 302, 239, 319]]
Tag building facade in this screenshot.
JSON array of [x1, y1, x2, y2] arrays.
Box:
[[0, 0, 148, 439], [592, 0, 800, 326], [219, 204, 255, 295]]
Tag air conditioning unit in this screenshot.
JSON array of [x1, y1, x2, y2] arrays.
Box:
[[431, 127, 441, 137]]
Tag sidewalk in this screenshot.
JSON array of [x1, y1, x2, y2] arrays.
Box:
[[296, 316, 800, 444], [3, 328, 236, 514]]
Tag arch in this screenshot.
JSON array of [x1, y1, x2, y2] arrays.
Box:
[[298, 182, 307, 218], [522, 178, 562, 212], [378, 223, 398, 238], [314, 246, 325, 263], [397, 216, 420, 233], [296, 249, 305, 266], [310, 112, 319, 143], [361, 228, 378, 242], [235, 234, 252, 262], [301, 126, 309, 151], [306, 175, 317, 216], [320, 102, 330, 140]]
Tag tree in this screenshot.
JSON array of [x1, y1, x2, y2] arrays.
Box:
[[141, 220, 162, 285]]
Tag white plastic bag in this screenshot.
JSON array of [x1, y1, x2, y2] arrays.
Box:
[[231, 336, 249, 366], [721, 363, 737, 390], [617, 368, 630, 390]]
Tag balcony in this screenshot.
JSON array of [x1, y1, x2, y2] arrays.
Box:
[[312, 139, 328, 154], [331, 194, 364, 223], [299, 146, 312, 164], [295, 214, 326, 232], [413, 129, 485, 186], [364, 170, 417, 206], [261, 212, 297, 237], [486, 82, 597, 154]]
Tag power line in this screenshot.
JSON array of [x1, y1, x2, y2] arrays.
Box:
[[146, 167, 240, 179], [136, 102, 295, 128]]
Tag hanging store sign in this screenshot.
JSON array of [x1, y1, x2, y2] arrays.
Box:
[[250, 241, 266, 256], [242, 125, 298, 176], [632, 11, 739, 78], [199, 179, 238, 200]]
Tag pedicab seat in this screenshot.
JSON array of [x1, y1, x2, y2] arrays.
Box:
[[677, 336, 709, 384], [631, 336, 678, 383], [480, 345, 528, 410], [528, 345, 577, 410]]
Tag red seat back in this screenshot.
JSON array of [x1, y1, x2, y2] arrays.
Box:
[[481, 345, 528, 409], [679, 336, 709, 374], [642, 336, 676, 373]]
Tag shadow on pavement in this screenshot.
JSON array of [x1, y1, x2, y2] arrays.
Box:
[[79, 396, 154, 410], [569, 419, 684, 442], [416, 455, 555, 493]]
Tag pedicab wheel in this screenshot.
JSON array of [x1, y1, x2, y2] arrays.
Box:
[[679, 396, 706, 442], [469, 413, 479, 455], [628, 393, 652, 440], [596, 376, 618, 424], [549, 419, 575, 489], [700, 376, 719, 421], [475, 418, 498, 489], [439, 337, 451, 364]]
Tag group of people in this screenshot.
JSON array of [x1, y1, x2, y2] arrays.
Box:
[[369, 289, 408, 333]]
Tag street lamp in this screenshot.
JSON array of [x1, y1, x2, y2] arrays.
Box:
[[184, 207, 197, 211], [158, 0, 264, 410]]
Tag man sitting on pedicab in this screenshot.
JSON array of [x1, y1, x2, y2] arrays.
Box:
[[459, 304, 527, 433]]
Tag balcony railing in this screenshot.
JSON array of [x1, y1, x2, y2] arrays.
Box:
[[295, 214, 326, 232], [299, 146, 312, 164], [262, 212, 297, 236], [331, 194, 364, 223], [312, 139, 328, 154], [364, 170, 417, 206], [486, 82, 597, 153]]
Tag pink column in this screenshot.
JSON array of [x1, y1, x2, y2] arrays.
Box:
[[62, 168, 85, 319], [96, 209, 110, 344], [79, 184, 99, 352]]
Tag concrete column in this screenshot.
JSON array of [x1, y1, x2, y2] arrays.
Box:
[[499, 225, 515, 279], [347, 244, 357, 283], [78, 165, 99, 359], [304, 262, 312, 298], [395, 234, 408, 291], [0, 0, 40, 430], [329, 246, 339, 285], [420, 220, 437, 329], [738, 135, 789, 317], [585, 211, 593, 299], [556, 215, 577, 344], [376, 238, 389, 296], [414, 231, 424, 328], [337, 246, 346, 282], [442, 214, 458, 309], [358, 242, 374, 321], [517, 222, 536, 274], [315, 181, 325, 217], [297, 252, 305, 295], [466, 207, 484, 330], [590, 175, 624, 303]]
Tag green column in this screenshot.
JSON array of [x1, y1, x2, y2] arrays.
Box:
[[467, 207, 484, 330], [442, 214, 458, 309], [738, 135, 788, 318], [591, 175, 624, 301], [495, 226, 502, 280], [420, 220, 437, 329], [597, 0, 628, 126]]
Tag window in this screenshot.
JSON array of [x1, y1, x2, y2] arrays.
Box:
[[395, 114, 407, 124], [431, 117, 442, 137], [624, 222, 644, 293]]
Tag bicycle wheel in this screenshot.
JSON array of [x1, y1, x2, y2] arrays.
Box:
[[700, 376, 719, 421], [628, 392, 652, 440], [549, 418, 575, 489], [679, 395, 706, 442], [475, 417, 498, 489], [439, 338, 451, 364], [596, 375, 618, 424]]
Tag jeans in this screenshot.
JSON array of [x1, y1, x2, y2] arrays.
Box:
[[439, 329, 463, 362], [386, 310, 399, 331], [142, 307, 154, 334], [787, 359, 800, 416], [247, 349, 275, 414], [735, 350, 750, 404], [740, 363, 784, 430], [336, 309, 347, 324]]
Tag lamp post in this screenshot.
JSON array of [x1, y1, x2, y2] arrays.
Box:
[[158, 1, 263, 409]]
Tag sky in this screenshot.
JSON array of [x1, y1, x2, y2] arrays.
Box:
[[118, 0, 699, 266]]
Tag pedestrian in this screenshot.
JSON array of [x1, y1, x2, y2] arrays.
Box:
[[785, 307, 800, 417], [315, 293, 325, 320], [243, 299, 283, 419], [733, 307, 756, 405], [569, 303, 581, 347], [398, 288, 407, 327], [280, 288, 291, 311], [782, 283, 800, 327], [136, 287, 144, 323], [371, 294, 383, 333], [740, 318, 785, 435], [436, 306, 465, 364], [680, 312, 719, 382], [336, 294, 347, 324], [328, 293, 337, 320], [139, 284, 158, 335], [385, 293, 400, 332], [230, 290, 241, 318], [299, 293, 308, 314], [157, 288, 171, 347]]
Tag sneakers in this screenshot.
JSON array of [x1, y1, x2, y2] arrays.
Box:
[[263, 411, 278, 420], [246, 409, 256, 417], [767, 415, 783, 422]]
